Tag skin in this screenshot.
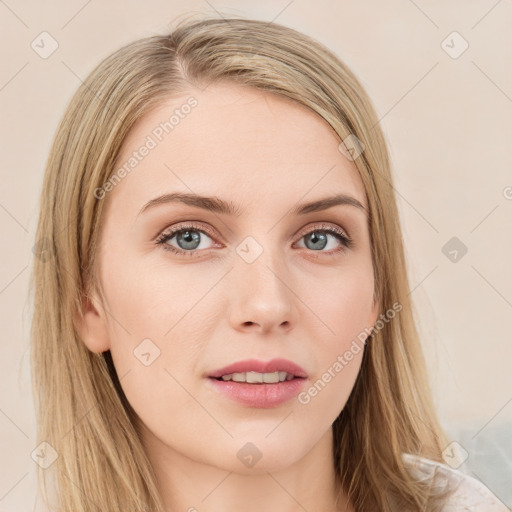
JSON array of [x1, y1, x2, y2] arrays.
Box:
[[78, 82, 378, 512]]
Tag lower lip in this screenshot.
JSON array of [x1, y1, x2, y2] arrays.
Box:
[[207, 377, 307, 408]]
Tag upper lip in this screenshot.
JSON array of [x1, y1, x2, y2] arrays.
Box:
[[208, 358, 308, 379]]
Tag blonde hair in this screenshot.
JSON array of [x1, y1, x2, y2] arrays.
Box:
[[31, 14, 454, 512]]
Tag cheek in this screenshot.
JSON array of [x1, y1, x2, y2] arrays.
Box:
[[100, 251, 204, 341], [98, 253, 215, 416], [309, 263, 375, 348], [298, 349, 363, 421], [292, 263, 374, 418]]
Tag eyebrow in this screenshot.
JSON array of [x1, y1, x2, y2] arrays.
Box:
[[137, 192, 367, 217]]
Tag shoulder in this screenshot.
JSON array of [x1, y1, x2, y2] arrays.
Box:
[[401, 452, 508, 511]]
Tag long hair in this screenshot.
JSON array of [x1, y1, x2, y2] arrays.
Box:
[[30, 14, 453, 511]]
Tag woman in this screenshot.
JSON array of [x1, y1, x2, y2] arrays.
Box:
[[30, 15, 505, 512]]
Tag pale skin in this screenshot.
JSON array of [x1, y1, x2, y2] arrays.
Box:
[[77, 82, 379, 512]]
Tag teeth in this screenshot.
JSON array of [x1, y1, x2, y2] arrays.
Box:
[[219, 371, 294, 383], [246, 371, 263, 383]]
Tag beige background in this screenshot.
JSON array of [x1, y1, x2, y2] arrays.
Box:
[[1, 1, 511, 510]]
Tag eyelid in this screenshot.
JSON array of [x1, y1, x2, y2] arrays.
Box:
[[295, 222, 351, 241], [155, 221, 219, 242]]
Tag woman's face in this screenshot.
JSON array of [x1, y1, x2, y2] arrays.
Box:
[[82, 82, 378, 473]]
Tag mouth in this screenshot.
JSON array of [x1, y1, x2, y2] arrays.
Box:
[[207, 357, 308, 381], [206, 358, 308, 407], [210, 371, 302, 383]]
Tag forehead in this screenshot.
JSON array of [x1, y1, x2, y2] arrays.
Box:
[[108, 82, 367, 214]]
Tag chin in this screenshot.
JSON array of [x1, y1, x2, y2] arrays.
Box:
[[212, 435, 310, 475]]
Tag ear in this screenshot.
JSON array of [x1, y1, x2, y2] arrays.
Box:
[[74, 288, 111, 354]]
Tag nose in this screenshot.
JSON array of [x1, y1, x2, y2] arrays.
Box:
[[227, 247, 299, 335]]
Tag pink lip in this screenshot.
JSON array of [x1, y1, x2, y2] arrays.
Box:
[[207, 358, 308, 379], [206, 358, 308, 408], [207, 378, 307, 408]]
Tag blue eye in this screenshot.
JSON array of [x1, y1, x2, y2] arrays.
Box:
[[155, 223, 216, 257], [155, 222, 353, 257], [295, 225, 353, 253]]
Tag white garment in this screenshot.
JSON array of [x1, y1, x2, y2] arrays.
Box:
[[402, 453, 509, 511]]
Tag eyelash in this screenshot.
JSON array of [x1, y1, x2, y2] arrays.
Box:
[[155, 221, 354, 258]]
